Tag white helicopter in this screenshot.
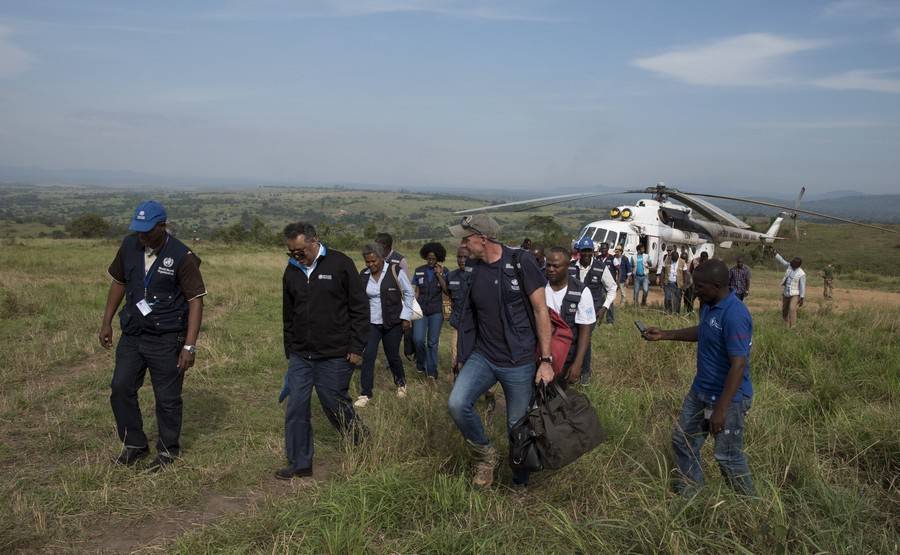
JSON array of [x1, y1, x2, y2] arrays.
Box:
[[456, 183, 897, 267]]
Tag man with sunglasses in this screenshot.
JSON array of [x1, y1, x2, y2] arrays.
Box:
[[447, 214, 554, 490], [277, 222, 369, 480]]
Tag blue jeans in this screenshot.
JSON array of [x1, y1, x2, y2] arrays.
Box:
[[664, 281, 682, 314], [448, 351, 534, 485], [633, 275, 649, 305], [671, 388, 755, 495], [413, 312, 443, 378], [284, 355, 361, 471], [360, 323, 405, 397]]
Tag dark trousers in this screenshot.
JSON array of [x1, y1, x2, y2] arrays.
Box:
[[683, 286, 695, 314], [360, 323, 406, 397], [284, 354, 361, 471], [605, 302, 615, 324], [110, 332, 184, 454]]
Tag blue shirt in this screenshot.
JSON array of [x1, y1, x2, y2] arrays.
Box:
[[635, 254, 646, 276], [693, 291, 753, 400]]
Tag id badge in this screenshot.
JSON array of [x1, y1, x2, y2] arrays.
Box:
[[136, 299, 153, 316]]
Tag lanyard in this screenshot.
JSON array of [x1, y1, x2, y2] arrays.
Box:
[[143, 237, 169, 298]]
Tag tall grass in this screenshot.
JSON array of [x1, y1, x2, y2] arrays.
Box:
[[0, 239, 897, 553]]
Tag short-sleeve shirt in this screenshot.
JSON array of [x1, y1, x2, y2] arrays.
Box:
[[471, 248, 546, 367], [693, 291, 753, 399], [544, 284, 596, 325], [108, 239, 207, 301]]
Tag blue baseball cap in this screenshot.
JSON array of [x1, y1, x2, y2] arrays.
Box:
[[129, 200, 167, 232], [575, 237, 594, 251]]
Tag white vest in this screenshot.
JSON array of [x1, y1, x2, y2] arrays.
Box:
[[782, 267, 806, 297]]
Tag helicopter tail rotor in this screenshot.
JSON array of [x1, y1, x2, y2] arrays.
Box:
[[791, 186, 806, 241]]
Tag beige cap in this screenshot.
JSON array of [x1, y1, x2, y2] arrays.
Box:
[[448, 214, 500, 239]]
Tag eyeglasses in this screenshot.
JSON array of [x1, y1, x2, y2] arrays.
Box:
[[286, 249, 304, 259]]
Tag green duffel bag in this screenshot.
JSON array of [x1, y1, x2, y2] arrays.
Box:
[[531, 382, 607, 470]]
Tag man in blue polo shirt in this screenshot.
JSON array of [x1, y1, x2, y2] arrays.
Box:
[[643, 259, 754, 495]]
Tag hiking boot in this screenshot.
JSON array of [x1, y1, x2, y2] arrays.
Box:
[[467, 440, 498, 489], [396, 386, 408, 399], [147, 452, 176, 472], [115, 445, 149, 466], [353, 395, 371, 408], [274, 466, 314, 480]]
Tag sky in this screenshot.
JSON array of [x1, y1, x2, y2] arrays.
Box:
[[0, 0, 899, 194]]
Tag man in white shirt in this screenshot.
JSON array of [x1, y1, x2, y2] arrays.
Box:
[[774, 251, 806, 328], [546, 247, 596, 384]]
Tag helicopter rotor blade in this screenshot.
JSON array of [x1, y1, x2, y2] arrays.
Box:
[[511, 191, 645, 212], [680, 191, 898, 234], [454, 191, 638, 215]]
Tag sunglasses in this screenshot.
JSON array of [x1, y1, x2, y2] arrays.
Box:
[[286, 249, 305, 259]]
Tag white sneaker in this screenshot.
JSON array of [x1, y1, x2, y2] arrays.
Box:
[[353, 395, 370, 407], [396, 386, 408, 399]]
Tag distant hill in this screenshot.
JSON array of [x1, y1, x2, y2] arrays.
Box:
[[706, 195, 900, 223]]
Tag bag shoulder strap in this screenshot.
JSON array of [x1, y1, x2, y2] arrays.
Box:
[[511, 249, 537, 334]]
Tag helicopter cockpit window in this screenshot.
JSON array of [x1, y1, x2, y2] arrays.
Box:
[[584, 226, 598, 240], [606, 231, 619, 247]]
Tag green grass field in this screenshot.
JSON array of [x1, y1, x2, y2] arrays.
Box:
[[1, 237, 897, 554]]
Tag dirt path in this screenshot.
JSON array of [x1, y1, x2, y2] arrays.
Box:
[[626, 282, 900, 313], [72, 462, 338, 554]]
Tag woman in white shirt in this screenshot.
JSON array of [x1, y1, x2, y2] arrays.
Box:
[[354, 243, 416, 407]]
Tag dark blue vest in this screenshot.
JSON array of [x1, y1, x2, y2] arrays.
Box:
[[118, 234, 193, 336], [456, 246, 536, 367], [414, 264, 447, 316], [360, 266, 403, 328], [556, 276, 588, 364], [569, 260, 608, 312], [597, 254, 617, 280]]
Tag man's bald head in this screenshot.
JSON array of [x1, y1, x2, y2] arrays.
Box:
[[692, 258, 731, 304]]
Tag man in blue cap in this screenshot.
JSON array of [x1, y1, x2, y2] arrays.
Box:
[[99, 200, 207, 470], [568, 237, 616, 384]]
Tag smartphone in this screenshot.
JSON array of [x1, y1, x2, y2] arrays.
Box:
[[634, 320, 648, 337]]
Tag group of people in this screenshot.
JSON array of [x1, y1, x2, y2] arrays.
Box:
[[99, 202, 758, 497]]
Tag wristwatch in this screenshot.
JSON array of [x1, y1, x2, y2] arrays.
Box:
[[539, 356, 553, 364], [183, 345, 197, 355]]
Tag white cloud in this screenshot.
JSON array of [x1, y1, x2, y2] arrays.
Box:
[[0, 25, 31, 77], [814, 69, 900, 93], [211, 0, 561, 22], [823, 0, 900, 19], [632, 33, 825, 87]]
